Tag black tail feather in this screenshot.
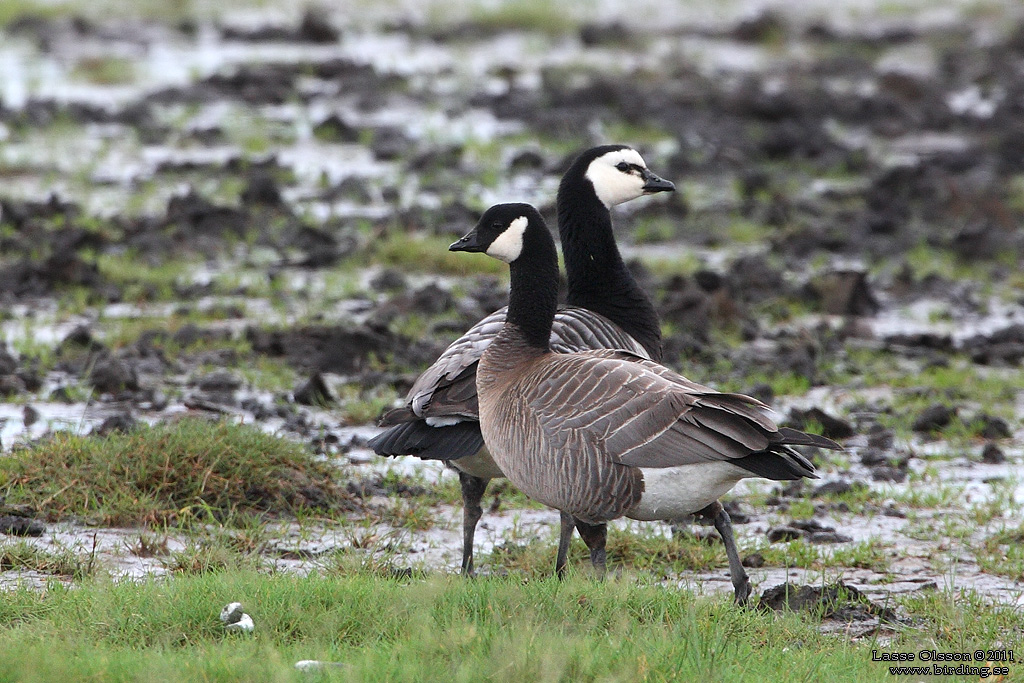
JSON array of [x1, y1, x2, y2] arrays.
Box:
[[777, 427, 843, 450], [731, 446, 818, 481], [366, 420, 485, 462], [730, 426, 841, 481]]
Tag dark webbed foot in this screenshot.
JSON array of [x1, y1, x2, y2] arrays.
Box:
[[575, 519, 608, 580]]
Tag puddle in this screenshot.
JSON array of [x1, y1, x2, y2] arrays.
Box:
[[0, 400, 127, 446]]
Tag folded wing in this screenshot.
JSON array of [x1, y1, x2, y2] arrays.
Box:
[[527, 352, 838, 476], [370, 307, 653, 459]]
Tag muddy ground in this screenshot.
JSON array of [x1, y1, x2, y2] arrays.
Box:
[[1, 0, 1024, 613]]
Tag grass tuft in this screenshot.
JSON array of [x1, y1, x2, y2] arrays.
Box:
[[977, 524, 1024, 581], [0, 541, 90, 580], [0, 418, 356, 526]]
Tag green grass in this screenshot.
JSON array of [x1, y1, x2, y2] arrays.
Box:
[[602, 121, 676, 146], [234, 356, 298, 392], [0, 0, 60, 27], [753, 538, 891, 573], [641, 254, 703, 280], [903, 242, 981, 281], [0, 570, 1021, 682], [889, 480, 965, 510], [688, 356, 814, 399], [0, 540, 91, 580], [372, 231, 508, 276], [163, 534, 270, 576], [0, 0, 285, 25], [726, 218, 771, 245], [375, 500, 438, 531], [487, 526, 726, 579], [977, 524, 1024, 581], [462, 0, 581, 35], [94, 251, 199, 302], [100, 316, 244, 356], [70, 56, 136, 85], [631, 217, 678, 245], [787, 499, 816, 520], [824, 349, 1022, 438], [335, 383, 400, 425], [0, 418, 355, 526], [843, 352, 1021, 406], [485, 524, 892, 579]]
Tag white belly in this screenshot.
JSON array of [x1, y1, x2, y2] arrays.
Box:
[[450, 446, 505, 480], [627, 462, 747, 521]]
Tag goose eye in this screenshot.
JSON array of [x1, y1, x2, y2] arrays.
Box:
[[492, 221, 503, 229], [616, 162, 630, 172]]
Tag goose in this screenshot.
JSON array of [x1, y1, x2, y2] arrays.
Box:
[[449, 203, 841, 605], [368, 145, 674, 576]]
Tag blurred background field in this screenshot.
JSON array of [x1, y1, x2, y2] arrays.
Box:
[[0, 0, 1024, 678]]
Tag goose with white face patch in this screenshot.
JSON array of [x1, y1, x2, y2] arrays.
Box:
[[483, 215, 528, 262], [585, 147, 663, 208], [367, 145, 674, 577], [451, 203, 842, 605]]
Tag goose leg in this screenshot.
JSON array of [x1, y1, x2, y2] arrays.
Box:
[[458, 472, 489, 576], [574, 520, 608, 579], [555, 511, 575, 579], [698, 501, 751, 606]]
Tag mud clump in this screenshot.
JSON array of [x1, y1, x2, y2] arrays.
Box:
[[0, 253, 114, 301], [88, 357, 139, 394], [246, 324, 442, 376], [221, 8, 339, 43], [0, 516, 45, 537], [766, 519, 852, 544], [911, 404, 956, 433], [93, 413, 138, 436], [293, 373, 335, 407], [787, 407, 855, 440], [981, 443, 1007, 464], [759, 581, 898, 623]]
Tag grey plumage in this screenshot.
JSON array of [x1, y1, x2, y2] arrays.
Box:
[[375, 307, 650, 432], [367, 299, 656, 576], [477, 339, 834, 525], [455, 202, 843, 603], [368, 146, 675, 577]]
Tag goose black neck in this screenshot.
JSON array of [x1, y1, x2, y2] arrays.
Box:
[[557, 179, 663, 360], [506, 223, 560, 351]]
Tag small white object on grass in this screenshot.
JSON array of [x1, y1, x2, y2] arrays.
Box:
[[225, 613, 254, 632], [220, 602, 254, 632], [295, 660, 346, 671], [219, 602, 244, 624]]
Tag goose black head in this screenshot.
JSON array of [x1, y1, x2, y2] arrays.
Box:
[[450, 203, 544, 263], [573, 145, 675, 208]]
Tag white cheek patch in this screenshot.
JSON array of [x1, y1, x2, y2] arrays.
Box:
[[585, 148, 648, 208], [485, 215, 528, 263]]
